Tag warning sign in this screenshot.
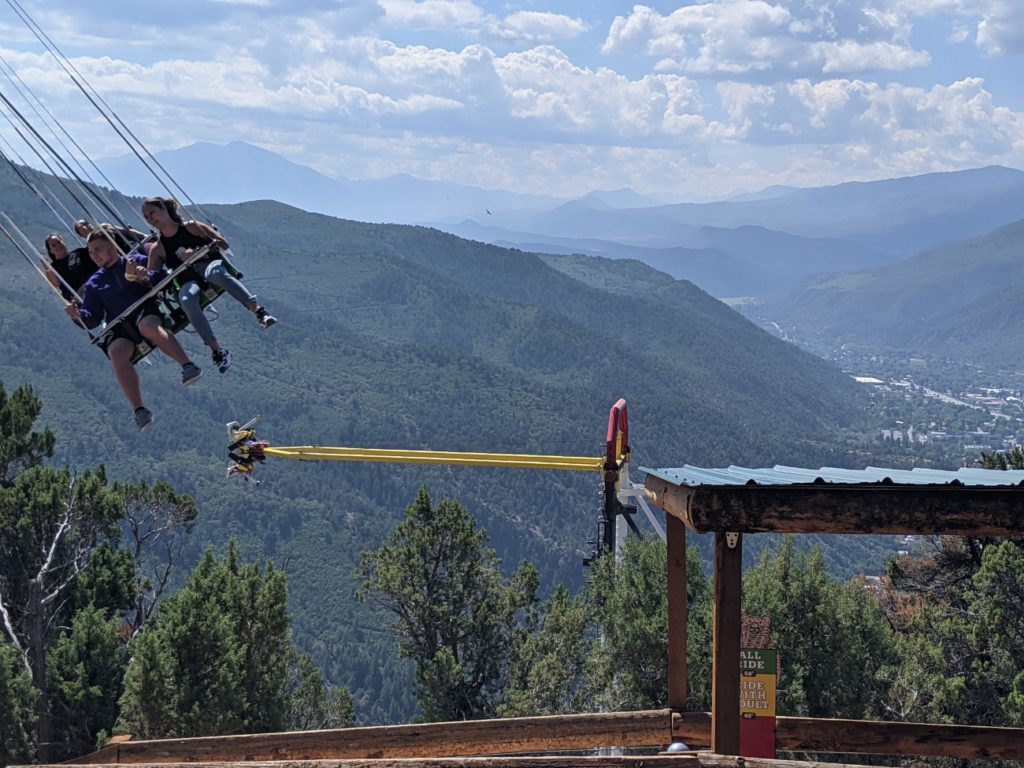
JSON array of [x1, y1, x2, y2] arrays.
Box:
[[739, 648, 777, 758]]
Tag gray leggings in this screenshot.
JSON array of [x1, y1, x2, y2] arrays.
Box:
[[177, 260, 256, 346]]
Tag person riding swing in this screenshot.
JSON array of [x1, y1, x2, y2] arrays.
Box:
[[142, 196, 277, 375], [43, 232, 98, 300], [65, 228, 202, 432]]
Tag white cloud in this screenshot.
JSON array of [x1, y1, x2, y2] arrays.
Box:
[[812, 41, 931, 73], [1, 37, 709, 154], [379, 1, 588, 45], [492, 12, 589, 43], [717, 77, 1024, 165], [2, 0, 1022, 201], [495, 46, 706, 140], [806, 0, 1024, 56], [379, 0, 485, 28], [974, 1, 1024, 55], [602, 1, 934, 77]]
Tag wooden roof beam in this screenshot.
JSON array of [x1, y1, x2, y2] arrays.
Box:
[[644, 479, 1024, 536]]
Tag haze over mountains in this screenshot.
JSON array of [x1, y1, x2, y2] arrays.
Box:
[[101, 142, 1024, 302], [757, 217, 1024, 369], [101, 141, 578, 226]]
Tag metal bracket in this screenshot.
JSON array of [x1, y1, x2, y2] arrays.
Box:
[[725, 532, 739, 549]]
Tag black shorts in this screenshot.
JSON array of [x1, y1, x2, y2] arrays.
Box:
[[97, 299, 162, 355]]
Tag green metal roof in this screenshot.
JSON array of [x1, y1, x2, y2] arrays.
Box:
[[642, 464, 1024, 488]]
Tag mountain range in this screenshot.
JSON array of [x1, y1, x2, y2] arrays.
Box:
[[99, 141, 660, 227], [754, 216, 1024, 368], [99, 142, 1024, 301]]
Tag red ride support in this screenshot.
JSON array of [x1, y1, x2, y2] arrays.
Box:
[[601, 399, 629, 553], [605, 398, 629, 470]]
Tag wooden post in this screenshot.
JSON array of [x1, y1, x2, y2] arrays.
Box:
[[667, 515, 687, 710], [712, 531, 742, 754]]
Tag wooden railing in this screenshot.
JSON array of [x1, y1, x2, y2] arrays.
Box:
[[64, 710, 1024, 764]]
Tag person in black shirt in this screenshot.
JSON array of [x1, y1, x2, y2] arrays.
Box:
[[74, 219, 147, 254], [44, 233, 99, 300], [142, 196, 277, 375]]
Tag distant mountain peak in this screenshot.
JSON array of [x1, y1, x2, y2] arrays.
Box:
[[575, 187, 663, 209]]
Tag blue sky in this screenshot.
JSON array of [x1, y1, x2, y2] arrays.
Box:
[[0, 0, 1022, 200]]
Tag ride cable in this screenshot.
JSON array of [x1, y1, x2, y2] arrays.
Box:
[[0, 140, 74, 227], [0, 3, 244, 366], [0, 50, 139, 230], [4, 0, 213, 225], [0, 87, 127, 227], [0, 94, 98, 222]]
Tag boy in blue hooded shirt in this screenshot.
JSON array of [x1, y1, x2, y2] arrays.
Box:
[[66, 229, 201, 432]]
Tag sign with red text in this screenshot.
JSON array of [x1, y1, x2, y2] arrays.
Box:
[[739, 648, 777, 758]]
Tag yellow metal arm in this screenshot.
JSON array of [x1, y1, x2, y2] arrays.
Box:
[[262, 445, 603, 471], [226, 418, 615, 482]]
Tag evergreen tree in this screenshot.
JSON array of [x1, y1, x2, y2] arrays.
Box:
[[499, 583, 591, 716], [118, 541, 333, 738], [586, 536, 712, 712], [47, 606, 124, 760], [970, 541, 1024, 725], [0, 380, 196, 760], [883, 452, 1024, 732], [743, 537, 894, 719], [0, 638, 36, 767], [879, 540, 1024, 738], [358, 487, 537, 720], [0, 383, 54, 487], [114, 481, 197, 637], [878, 599, 970, 725], [980, 446, 1024, 470], [285, 653, 355, 730], [0, 465, 122, 761]]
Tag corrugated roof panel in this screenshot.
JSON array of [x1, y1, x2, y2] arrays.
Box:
[[641, 464, 1024, 488]]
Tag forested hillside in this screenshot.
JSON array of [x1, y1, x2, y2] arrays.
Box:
[[0, 164, 897, 722], [757, 217, 1024, 367]]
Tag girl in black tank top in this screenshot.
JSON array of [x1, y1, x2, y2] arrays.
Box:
[[159, 225, 213, 270], [141, 196, 278, 373]]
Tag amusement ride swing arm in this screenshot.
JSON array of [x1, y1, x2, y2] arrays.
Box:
[[226, 401, 632, 483]]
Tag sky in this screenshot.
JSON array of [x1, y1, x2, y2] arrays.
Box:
[[0, 0, 1022, 201]]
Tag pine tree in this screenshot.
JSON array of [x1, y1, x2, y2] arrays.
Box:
[[0, 383, 55, 487], [0, 638, 36, 767], [47, 606, 124, 760], [964, 540, 1024, 725], [114, 481, 196, 637], [743, 537, 894, 719], [118, 541, 327, 738], [585, 536, 713, 712], [0, 465, 122, 761], [358, 487, 537, 720], [885, 452, 1024, 730], [285, 653, 355, 730], [980, 446, 1024, 469], [498, 583, 591, 716], [0, 380, 196, 761]]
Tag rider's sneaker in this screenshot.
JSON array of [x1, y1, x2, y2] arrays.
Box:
[[212, 348, 232, 374], [134, 407, 153, 432], [255, 306, 277, 329], [181, 362, 202, 386]]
